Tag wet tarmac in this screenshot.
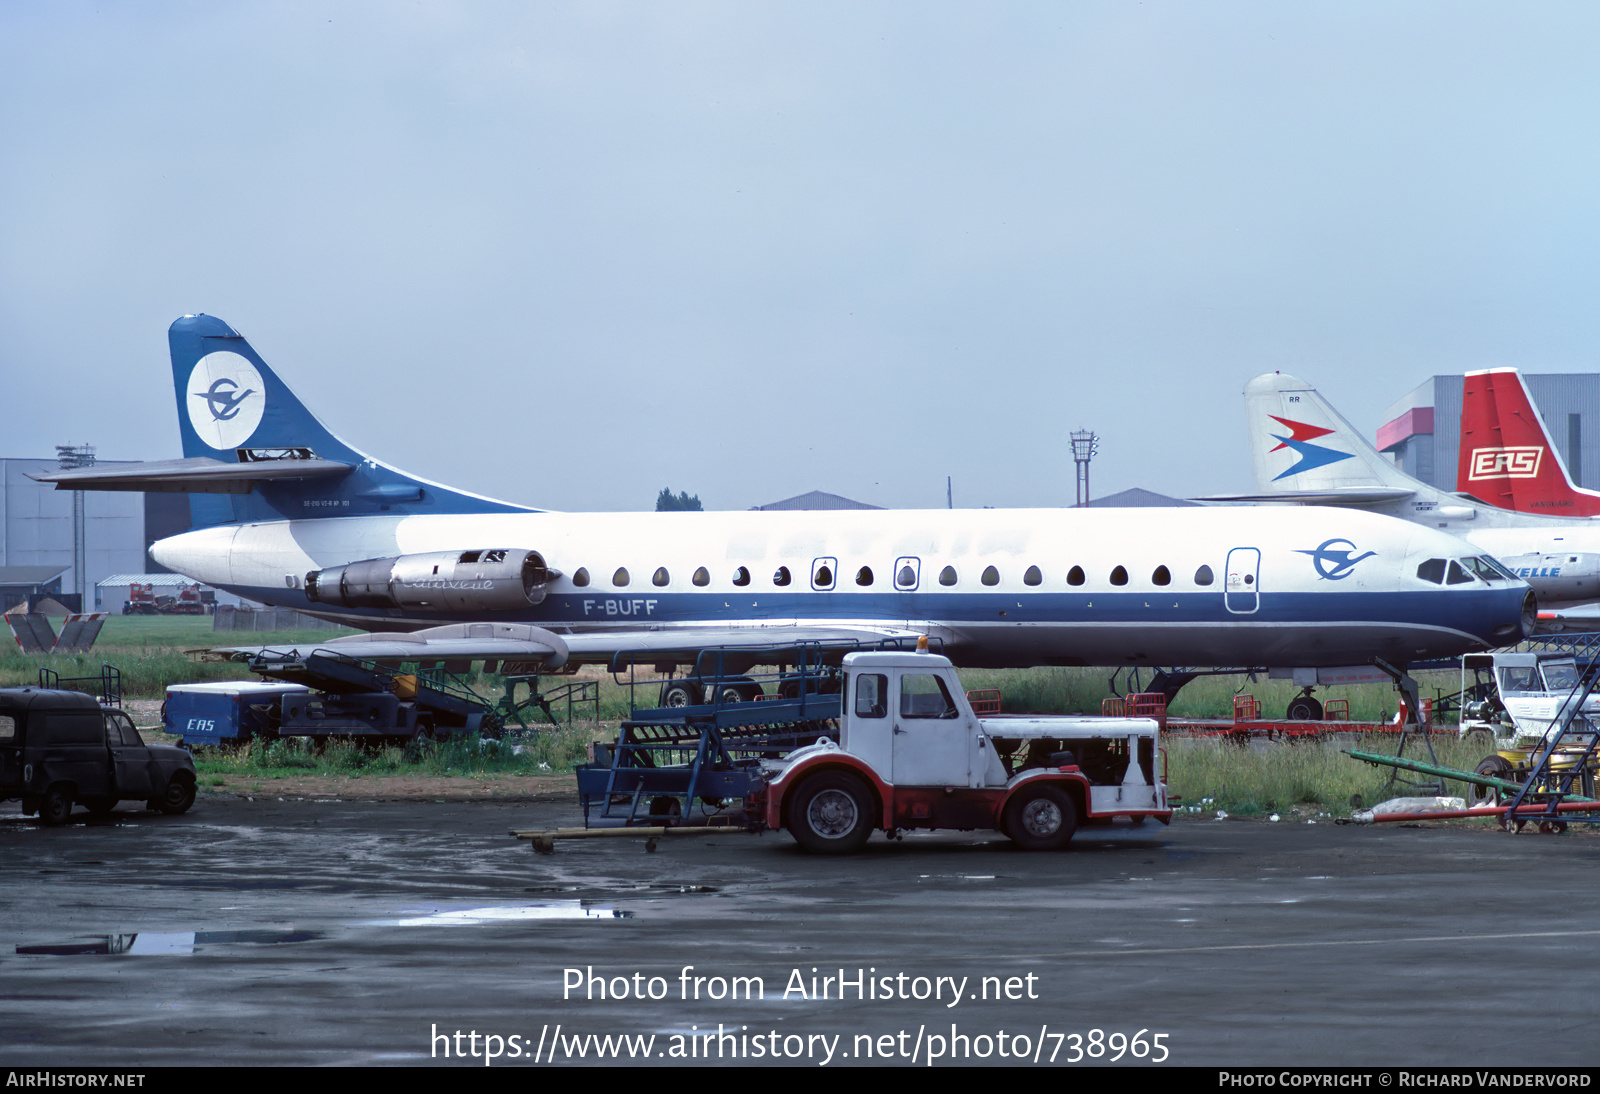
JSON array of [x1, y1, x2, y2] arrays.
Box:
[[3, 796, 1599, 1067]]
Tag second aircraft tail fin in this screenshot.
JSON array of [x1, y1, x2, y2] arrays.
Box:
[[1458, 368, 1600, 516]]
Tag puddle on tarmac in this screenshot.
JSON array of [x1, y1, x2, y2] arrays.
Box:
[[17, 930, 322, 956], [521, 882, 718, 896], [354, 901, 632, 926]]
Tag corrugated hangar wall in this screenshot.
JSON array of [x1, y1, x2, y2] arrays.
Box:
[[0, 458, 148, 607], [1380, 374, 1600, 492]]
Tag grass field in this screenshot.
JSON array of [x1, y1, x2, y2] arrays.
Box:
[[2, 616, 1493, 817]]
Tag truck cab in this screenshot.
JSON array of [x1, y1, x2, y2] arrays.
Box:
[[764, 650, 1169, 853], [1458, 652, 1599, 746]]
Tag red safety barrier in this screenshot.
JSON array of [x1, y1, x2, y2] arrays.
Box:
[[1233, 694, 1261, 724], [1101, 697, 1126, 717], [1124, 692, 1168, 725], [1322, 699, 1350, 721], [965, 688, 1002, 715]]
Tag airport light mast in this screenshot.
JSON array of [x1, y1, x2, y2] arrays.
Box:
[[1070, 430, 1098, 507], [56, 444, 95, 609]]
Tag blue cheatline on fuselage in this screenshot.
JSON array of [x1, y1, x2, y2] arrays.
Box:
[[204, 583, 1523, 665]]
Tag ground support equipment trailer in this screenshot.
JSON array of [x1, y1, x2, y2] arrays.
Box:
[[1452, 651, 1600, 808], [554, 649, 1171, 854], [168, 649, 500, 747]]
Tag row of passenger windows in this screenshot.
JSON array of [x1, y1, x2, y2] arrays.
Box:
[[567, 563, 1220, 590]]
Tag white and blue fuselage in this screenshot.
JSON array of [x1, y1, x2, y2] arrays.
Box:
[[28, 313, 1530, 671], [154, 503, 1532, 668]]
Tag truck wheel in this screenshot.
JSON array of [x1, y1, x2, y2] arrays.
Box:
[[716, 676, 763, 704], [39, 785, 74, 826], [152, 776, 196, 815], [1005, 785, 1077, 851], [661, 680, 700, 708], [790, 772, 873, 855], [1469, 755, 1515, 807]]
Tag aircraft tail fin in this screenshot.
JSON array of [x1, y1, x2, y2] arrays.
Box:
[[167, 314, 535, 526], [1458, 368, 1600, 516], [1234, 372, 1422, 506]]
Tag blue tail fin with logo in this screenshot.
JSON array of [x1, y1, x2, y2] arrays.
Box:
[[169, 314, 536, 526]]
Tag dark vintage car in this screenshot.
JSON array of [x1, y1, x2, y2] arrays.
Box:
[[0, 688, 197, 824]]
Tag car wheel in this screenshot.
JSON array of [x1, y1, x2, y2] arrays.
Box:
[[1004, 784, 1077, 851], [153, 776, 196, 815], [789, 771, 873, 855], [40, 785, 74, 826]]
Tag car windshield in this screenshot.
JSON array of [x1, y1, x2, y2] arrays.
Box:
[[1542, 662, 1581, 692]]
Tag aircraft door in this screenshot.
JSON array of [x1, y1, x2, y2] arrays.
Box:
[[1225, 548, 1261, 614]]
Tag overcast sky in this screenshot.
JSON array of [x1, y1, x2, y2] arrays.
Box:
[[4, 2, 1599, 512]]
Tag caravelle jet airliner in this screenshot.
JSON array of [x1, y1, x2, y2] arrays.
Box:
[[37, 316, 1533, 672], [1211, 370, 1600, 618]]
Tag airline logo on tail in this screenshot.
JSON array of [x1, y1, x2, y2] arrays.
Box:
[[1467, 447, 1544, 480], [1268, 416, 1354, 480], [187, 352, 265, 449]]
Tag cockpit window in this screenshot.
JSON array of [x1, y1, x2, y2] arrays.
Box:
[[1445, 561, 1475, 585], [1465, 557, 1507, 582], [1416, 559, 1446, 584], [1473, 556, 1517, 581]]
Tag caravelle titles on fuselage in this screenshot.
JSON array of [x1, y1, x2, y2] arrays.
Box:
[[41, 316, 1535, 670]]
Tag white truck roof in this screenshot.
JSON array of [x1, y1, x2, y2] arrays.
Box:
[[842, 650, 953, 669]]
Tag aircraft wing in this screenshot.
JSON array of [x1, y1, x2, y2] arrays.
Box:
[[559, 623, 927, 668], [204, 621, 928, 670], [1532, 605, 1600, 634], [1194, 487, 1416, 505], [31, 456, 354, 495], [204, 623, 571, 666]]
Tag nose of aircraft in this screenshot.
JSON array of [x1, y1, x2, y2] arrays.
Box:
[[1482, 587, 1537, 647]]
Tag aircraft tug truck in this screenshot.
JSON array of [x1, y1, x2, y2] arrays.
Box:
[[564, 648, 1170, 854]]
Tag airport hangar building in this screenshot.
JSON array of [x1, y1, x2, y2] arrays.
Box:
[[0, 456, 188, 612], [1381, 373, 1600, 492]]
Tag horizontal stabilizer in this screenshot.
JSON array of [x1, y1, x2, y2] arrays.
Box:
[[1196, 487, 1416, 506], [31, 456, 353, 495]]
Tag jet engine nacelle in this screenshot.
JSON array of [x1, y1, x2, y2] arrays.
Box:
[[1498, 552, 1600, 604], [305, 549, 558, 612]]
